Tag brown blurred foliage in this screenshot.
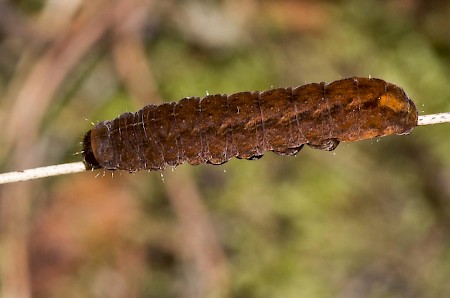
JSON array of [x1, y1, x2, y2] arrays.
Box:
[[0, 0, 449, 298]]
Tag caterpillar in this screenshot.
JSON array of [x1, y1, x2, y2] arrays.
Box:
[[82, 77, 418, 172]]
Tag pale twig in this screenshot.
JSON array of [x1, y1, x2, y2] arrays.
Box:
[[0, 112, 448, 185], [418, 112, 450, 126], [0, 162, 86, 184]]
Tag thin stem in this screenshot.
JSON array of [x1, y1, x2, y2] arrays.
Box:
[[418, 112, 450, 126], [0, 162, 87, 185]]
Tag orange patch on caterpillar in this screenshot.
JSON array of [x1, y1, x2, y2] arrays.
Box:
[[379, 92, 407, 112]]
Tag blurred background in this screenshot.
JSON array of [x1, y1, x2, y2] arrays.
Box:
[[0, 0, 449, 297]]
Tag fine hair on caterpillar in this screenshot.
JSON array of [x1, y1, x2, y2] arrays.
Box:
[[82, 77, 418, 172]]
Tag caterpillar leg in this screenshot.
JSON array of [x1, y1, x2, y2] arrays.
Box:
[[232, 154, 264, 161], [247, 154, 264, 160], [206, 159, 229, 165], [307, 139, 340, 151], [272, 144, 304, 156]]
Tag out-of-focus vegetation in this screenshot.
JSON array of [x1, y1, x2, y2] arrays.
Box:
[[0, 0, 449, 297]]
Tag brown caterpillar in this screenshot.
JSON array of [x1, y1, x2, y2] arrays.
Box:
[[82, 77, 418, 172]]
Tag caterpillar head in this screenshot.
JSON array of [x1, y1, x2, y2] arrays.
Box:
[[82, 129, 102, 170], [82, 121, 117, 170]]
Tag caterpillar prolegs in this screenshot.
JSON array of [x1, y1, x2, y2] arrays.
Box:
[[82, 77, 418, 172]]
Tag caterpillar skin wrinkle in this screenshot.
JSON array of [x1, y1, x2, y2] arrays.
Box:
[[82, 77, 418, 172]]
